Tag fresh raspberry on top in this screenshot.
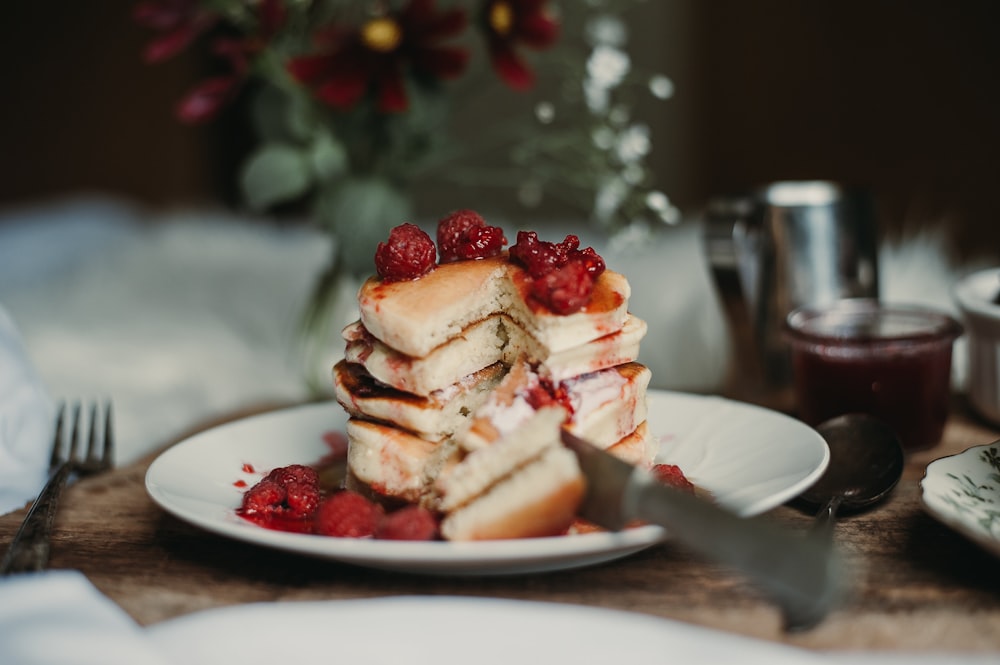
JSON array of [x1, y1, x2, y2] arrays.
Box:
[[375, 505, 440, 541], [314, 490, 384, 538], [437, 209, 507, 263], [375, 223, 437, 282], [652, 464, 695, 493], [510, 231, 607, 314], [509, 230, 565, 277]]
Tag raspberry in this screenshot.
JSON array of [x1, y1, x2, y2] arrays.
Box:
[[283, 480, 321, 517], [375, 506, 440, 541], [266, 464, 319, 488], [531, 259, 596, 314], [509, 231, 563, 277], [314, 490, 384, 538], [241, 464, 322, 519], [375, 223, 437, 282], [652, 464, 695, 493], [572, 246, 606, 277], [240, 479, 285, 516], [437, 209, 507, 263]]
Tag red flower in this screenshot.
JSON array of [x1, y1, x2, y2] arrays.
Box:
[[133, 0, 219, 64], [480, 0, 559, 90], [287, 0, 469, 113], [134, 0, 287, 124]]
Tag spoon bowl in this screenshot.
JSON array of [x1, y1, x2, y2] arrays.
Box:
[[800, 413, 905, 524]]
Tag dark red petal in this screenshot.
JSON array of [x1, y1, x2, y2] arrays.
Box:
[[258, 0, 286, 38], [143, 24, 200, 62], [287, 54, 335, 84], [420, 8, 469, 40], [490, 46, 535, 90], [413, 46, 469, 79], [132, 0, 194, 30], [175, 76, 239, 123], [212, 37, 251, 74], [377, 69, 409, 113], [315, 71, 369, 109], [518, 12, 559, 49]]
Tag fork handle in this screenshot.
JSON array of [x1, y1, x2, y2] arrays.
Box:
[[0, 462, 73, 575]]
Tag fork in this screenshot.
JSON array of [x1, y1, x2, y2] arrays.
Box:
[[0, 401, 114, 575]]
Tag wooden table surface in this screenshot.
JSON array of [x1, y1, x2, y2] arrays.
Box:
[[2, 392, 999, 653], [4, 271, 1000, 654]]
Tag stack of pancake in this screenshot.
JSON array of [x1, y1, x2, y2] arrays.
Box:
[[333, 253, 653, 540]]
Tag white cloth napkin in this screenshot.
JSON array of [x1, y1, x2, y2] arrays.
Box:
[[0, 571, 173, 665], [0, 304, 55, 514]]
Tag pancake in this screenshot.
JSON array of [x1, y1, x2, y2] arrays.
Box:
[[343, 314, 647, 397], [333, 220, 655, 541], [333, 360, 506, 441], [357, 255, 630, 359]]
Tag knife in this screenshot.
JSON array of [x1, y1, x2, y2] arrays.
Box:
[[560, 430, 844, 631]]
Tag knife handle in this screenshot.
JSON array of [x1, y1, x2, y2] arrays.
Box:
[[627, 473, 844, 631]]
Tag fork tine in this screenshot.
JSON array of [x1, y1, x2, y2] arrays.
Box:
[[68, 402, 82, 463], [102, 401, 115, 469], [86, 403, 99, 465], [49, 402, 66, 470]]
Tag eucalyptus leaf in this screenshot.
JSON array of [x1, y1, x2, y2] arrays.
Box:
[[240, 143, 314, 211], [316, 177, 412, 277], [250, 84, 317, 143], [310, 130, 349, 183]]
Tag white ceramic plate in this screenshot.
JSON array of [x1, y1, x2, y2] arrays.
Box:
[[145, 391, 829, 575], [921, 440, 1000, 557], [144, 596, 821, 665]]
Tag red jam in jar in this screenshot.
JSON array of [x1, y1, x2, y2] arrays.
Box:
[[784, 299, 963, 452]]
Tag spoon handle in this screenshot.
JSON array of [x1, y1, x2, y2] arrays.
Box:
[[811, 495, 843, 540]]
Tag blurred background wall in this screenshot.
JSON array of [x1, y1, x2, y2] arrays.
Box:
[[2, 1, 998, 262]]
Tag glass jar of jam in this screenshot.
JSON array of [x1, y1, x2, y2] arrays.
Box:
[[784, 299, 963, 452]]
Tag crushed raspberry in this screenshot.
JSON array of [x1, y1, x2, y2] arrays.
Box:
[[509, 230, 567, 278], [652, 464, 695, 493], [240, 479, 286, 516], [375, 506, 441, 541], [522, 377, 574, 415], [314, 490, 384, 538], [240, 464, 322, 520], [531, 259, 597, 315], [573, 246, 606, 276], [436, 209, 507, 263], [375, 223, 437, 282], [509, 231, 606, 314]]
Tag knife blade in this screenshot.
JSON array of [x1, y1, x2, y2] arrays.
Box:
[[560, 429, 844, 631]]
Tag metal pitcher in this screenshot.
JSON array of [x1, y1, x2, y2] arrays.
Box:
[[707, 180, 880, 385]]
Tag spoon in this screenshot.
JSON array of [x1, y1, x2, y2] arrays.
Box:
[[799, 413, 905, 535]]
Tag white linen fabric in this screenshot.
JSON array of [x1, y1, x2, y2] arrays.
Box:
[[0, 571, 995, 665], [0, 304, 55, 514], [0, 571, 173, 665], [0, 198, 332, 502]]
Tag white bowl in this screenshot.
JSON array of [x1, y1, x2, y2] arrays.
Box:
[[952, 267, 1000, 425]]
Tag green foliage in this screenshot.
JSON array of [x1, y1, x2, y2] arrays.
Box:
[[240, 143, 313, 211]]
